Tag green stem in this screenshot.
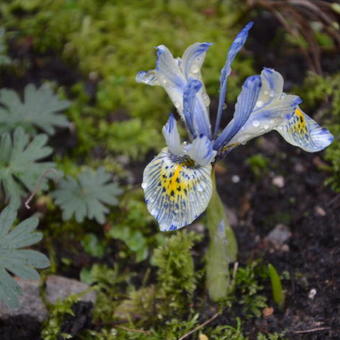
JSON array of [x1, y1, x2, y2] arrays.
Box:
[[205, 170, 238, 301]]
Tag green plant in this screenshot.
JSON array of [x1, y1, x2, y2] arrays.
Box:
[[152, 230, 201, 312], [246, 154, 270, 178], [51, 167, 122, 224], [81, 232, 106, 258], [234, 261, 267, 317], [257, 332, 286, 340], [205, 172, 237, 301], [0, 84, 70, 135], [98, 118, 162, 160], [0, 28, 10, 65], [107, 189, 158, 262], [0, 204, 49, 308], [41, 293, 81, 340], [207, 318, 247, 340], [268, 263, 285, 309], [0, 127, 55, 206]]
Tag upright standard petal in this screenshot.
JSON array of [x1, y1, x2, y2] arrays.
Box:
[[275, 107, 334, 152], [142, 149, 213, 231], [214, 22, 254, 136], [181, 42, 212, 107], [162, 114, 183, 156], [225, 68, 302, 147], [214, 75, 261, 151], [183, 78, 211, 137], [136, 45, 186, 118]]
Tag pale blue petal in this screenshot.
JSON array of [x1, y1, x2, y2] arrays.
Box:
[[136, 45, 186, 119], [136, 70, 160, 86], [181, 42, 212, 79], [162, 114, 183, 156], [142, 148, 213, 231], [183, 78, 211, 137], [275, 107, 334, 152], [214, 75, 261, 151], [228, 94, 301, 146], [255, 68, 283, 108], [155, 45, 185, 88], [224, 69, 302, 147], [186, 135, 216, 167], [214, 22, 254, 136], [181, 42, 212, 110], [183, 79, 201, 137]]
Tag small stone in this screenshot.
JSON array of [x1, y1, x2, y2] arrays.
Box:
[[272, 176, 285, 188], [264, 224, 292, 250], [231, 175, 240, 183], [191, 223, 205, 233], [308, 288, 317, 300], [314, 206, 326, 216], [262, 306, 274, 318], [0, 275, 96, 322], [294, 163, 305, 173], [199, 333, 209, 340], [46, 275, 96, 305]]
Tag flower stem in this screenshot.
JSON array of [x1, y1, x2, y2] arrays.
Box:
[[205, 170, 237, 301]]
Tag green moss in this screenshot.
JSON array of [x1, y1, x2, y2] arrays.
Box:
[[227, 261, 268, 318], [1, 0, 255, 160], [246, 154, 270, 178], [152, 230, 202, 313], [41, 293, 81, 340], [107, 189, 164, 262]]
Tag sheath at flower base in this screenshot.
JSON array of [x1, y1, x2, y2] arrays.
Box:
[[137, 22, 334, 233]]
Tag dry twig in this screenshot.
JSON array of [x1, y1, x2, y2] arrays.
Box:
[[178, 312, 220, 340]]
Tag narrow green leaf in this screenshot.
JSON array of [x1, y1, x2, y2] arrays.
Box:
[[268, 263, 285, 309]]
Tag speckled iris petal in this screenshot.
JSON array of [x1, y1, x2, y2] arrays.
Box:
[[275, 107, 334, 152], [142, 148, 212, 231], [225, 68, 302, 147]]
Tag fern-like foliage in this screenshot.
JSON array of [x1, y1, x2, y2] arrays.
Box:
[[0, 205, 50, 308], [52, 167, 122, 224], [0, 84, 70, 135], [0, 127, 54, 205]]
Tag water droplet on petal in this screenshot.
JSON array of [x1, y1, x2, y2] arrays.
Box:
[[141, 182, 147, 189], [255, 100, 263, 108], [252, 120, 260, 127], [191, 66, 200, 73]]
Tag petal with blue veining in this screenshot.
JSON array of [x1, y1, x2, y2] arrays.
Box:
[[224, 69, 301, 147], [181, 42, 212, 107], [214, 75, 261, 151], [142, 148, 212, 231], [275, 107, 334, 152], [162, 113, 183, 156], [214, 22, 254, 135]]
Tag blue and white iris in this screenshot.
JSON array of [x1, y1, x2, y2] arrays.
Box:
[[137, 22, 334, 232]]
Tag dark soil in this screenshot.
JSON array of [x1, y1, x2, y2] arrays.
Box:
[[217, 134, 340, 339]]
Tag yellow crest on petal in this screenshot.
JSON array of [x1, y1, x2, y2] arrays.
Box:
[[142, 148, 212, 231]]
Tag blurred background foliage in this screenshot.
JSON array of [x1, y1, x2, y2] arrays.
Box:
[[0, 0, 339, 338]]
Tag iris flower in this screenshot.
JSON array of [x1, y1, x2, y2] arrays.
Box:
[[137, 22, 333, 232]]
